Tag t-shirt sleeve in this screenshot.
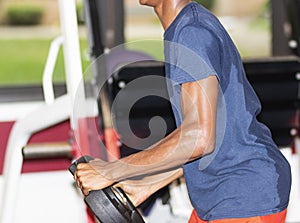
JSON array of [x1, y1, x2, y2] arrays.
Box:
[[168, 25, 222, 85]]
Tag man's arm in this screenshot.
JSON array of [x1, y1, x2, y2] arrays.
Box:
[[75, 75, 218, 195], [115, 168, 183, 206]]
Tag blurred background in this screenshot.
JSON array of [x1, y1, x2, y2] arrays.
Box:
[[0, 0, 270, 86]]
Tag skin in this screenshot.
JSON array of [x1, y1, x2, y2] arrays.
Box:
[[74, 0, 218, 207]]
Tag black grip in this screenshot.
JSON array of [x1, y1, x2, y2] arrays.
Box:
[[68, 155, 94, 175]]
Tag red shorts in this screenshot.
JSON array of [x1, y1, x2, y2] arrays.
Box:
[[188, 209, 287, 223]]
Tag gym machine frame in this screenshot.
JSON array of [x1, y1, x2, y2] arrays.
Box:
[[0, 0, 86, 222]]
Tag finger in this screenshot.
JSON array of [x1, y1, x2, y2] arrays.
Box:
[[80, 181, 91, 196], [74, 169, 81, 181], [82, 187, 91, 196], [73, 164, 84, 181], [74, 173, 85, 189], [76, 180, 81, 189], [74, 166, 91, 181], [114, 182, 122, 189], [76, 163, 87, 170]]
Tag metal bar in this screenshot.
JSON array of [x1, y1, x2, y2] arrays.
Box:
[[42, 36, 63, 104], [58, 0, 85, 130], [22, 142, 73, 160], [83, 0, 104, 58], [97, 0, 125, 49], [271, 0, 292, 56]]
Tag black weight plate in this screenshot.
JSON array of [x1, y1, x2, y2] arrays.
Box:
[[69, 156, 145, 223], [85, 189, 128, 223]]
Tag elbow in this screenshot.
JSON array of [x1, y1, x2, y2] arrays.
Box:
[[201, 134, 216, 156], [187, 125, 216, 160]]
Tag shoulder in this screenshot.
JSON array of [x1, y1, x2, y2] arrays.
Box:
[[175, 24, 221, 53], [172, 8, 223, 46]]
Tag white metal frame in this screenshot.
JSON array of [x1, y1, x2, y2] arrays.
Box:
[[0, 1, 85, 222], [42, 36, 63, 104]]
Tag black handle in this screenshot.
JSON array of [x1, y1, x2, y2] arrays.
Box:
[[68, 155, 94, 175]]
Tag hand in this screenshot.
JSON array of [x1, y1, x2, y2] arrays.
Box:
[[115, 168, 183, 207], [74, 159, 114, 196], [114, 180, 159, 207]]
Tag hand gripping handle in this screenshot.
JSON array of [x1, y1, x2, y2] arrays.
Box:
[[69, 156, 145, 223]]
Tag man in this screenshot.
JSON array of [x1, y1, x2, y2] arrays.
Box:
[[75, 0, 291, 222]]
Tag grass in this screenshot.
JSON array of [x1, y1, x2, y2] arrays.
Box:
[[0, 38, 90, 85], [126, 38, 164, 61], [249, 15, 271, 31], [0, 38, 165, 86], [0, 14, 270, 86]]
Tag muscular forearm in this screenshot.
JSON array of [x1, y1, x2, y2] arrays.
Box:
[[116, 168, 184, 206], [119, 167, 183, 190], [127, 167, 183, 188], [101, 121, 214, 182]]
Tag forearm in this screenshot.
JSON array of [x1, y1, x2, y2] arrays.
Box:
[[102, 121, 214, 182], [116, 168, 184, 206], [130, 167, 183, 187], [120, 167, 183, 191]]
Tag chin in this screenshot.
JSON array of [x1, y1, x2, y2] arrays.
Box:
[[139, 0, 156, 6], [139, 0, 147, 5]]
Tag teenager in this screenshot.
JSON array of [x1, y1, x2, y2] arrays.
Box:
[[75, 1, 291, 222]]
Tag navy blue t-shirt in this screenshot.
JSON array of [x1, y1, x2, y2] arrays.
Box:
[[164, 2, 291, 221]]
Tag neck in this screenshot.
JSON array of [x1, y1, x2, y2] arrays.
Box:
[[154, 0, 191, 30]]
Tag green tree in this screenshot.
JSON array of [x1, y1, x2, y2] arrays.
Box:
[[0, 0, 4, 23]]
